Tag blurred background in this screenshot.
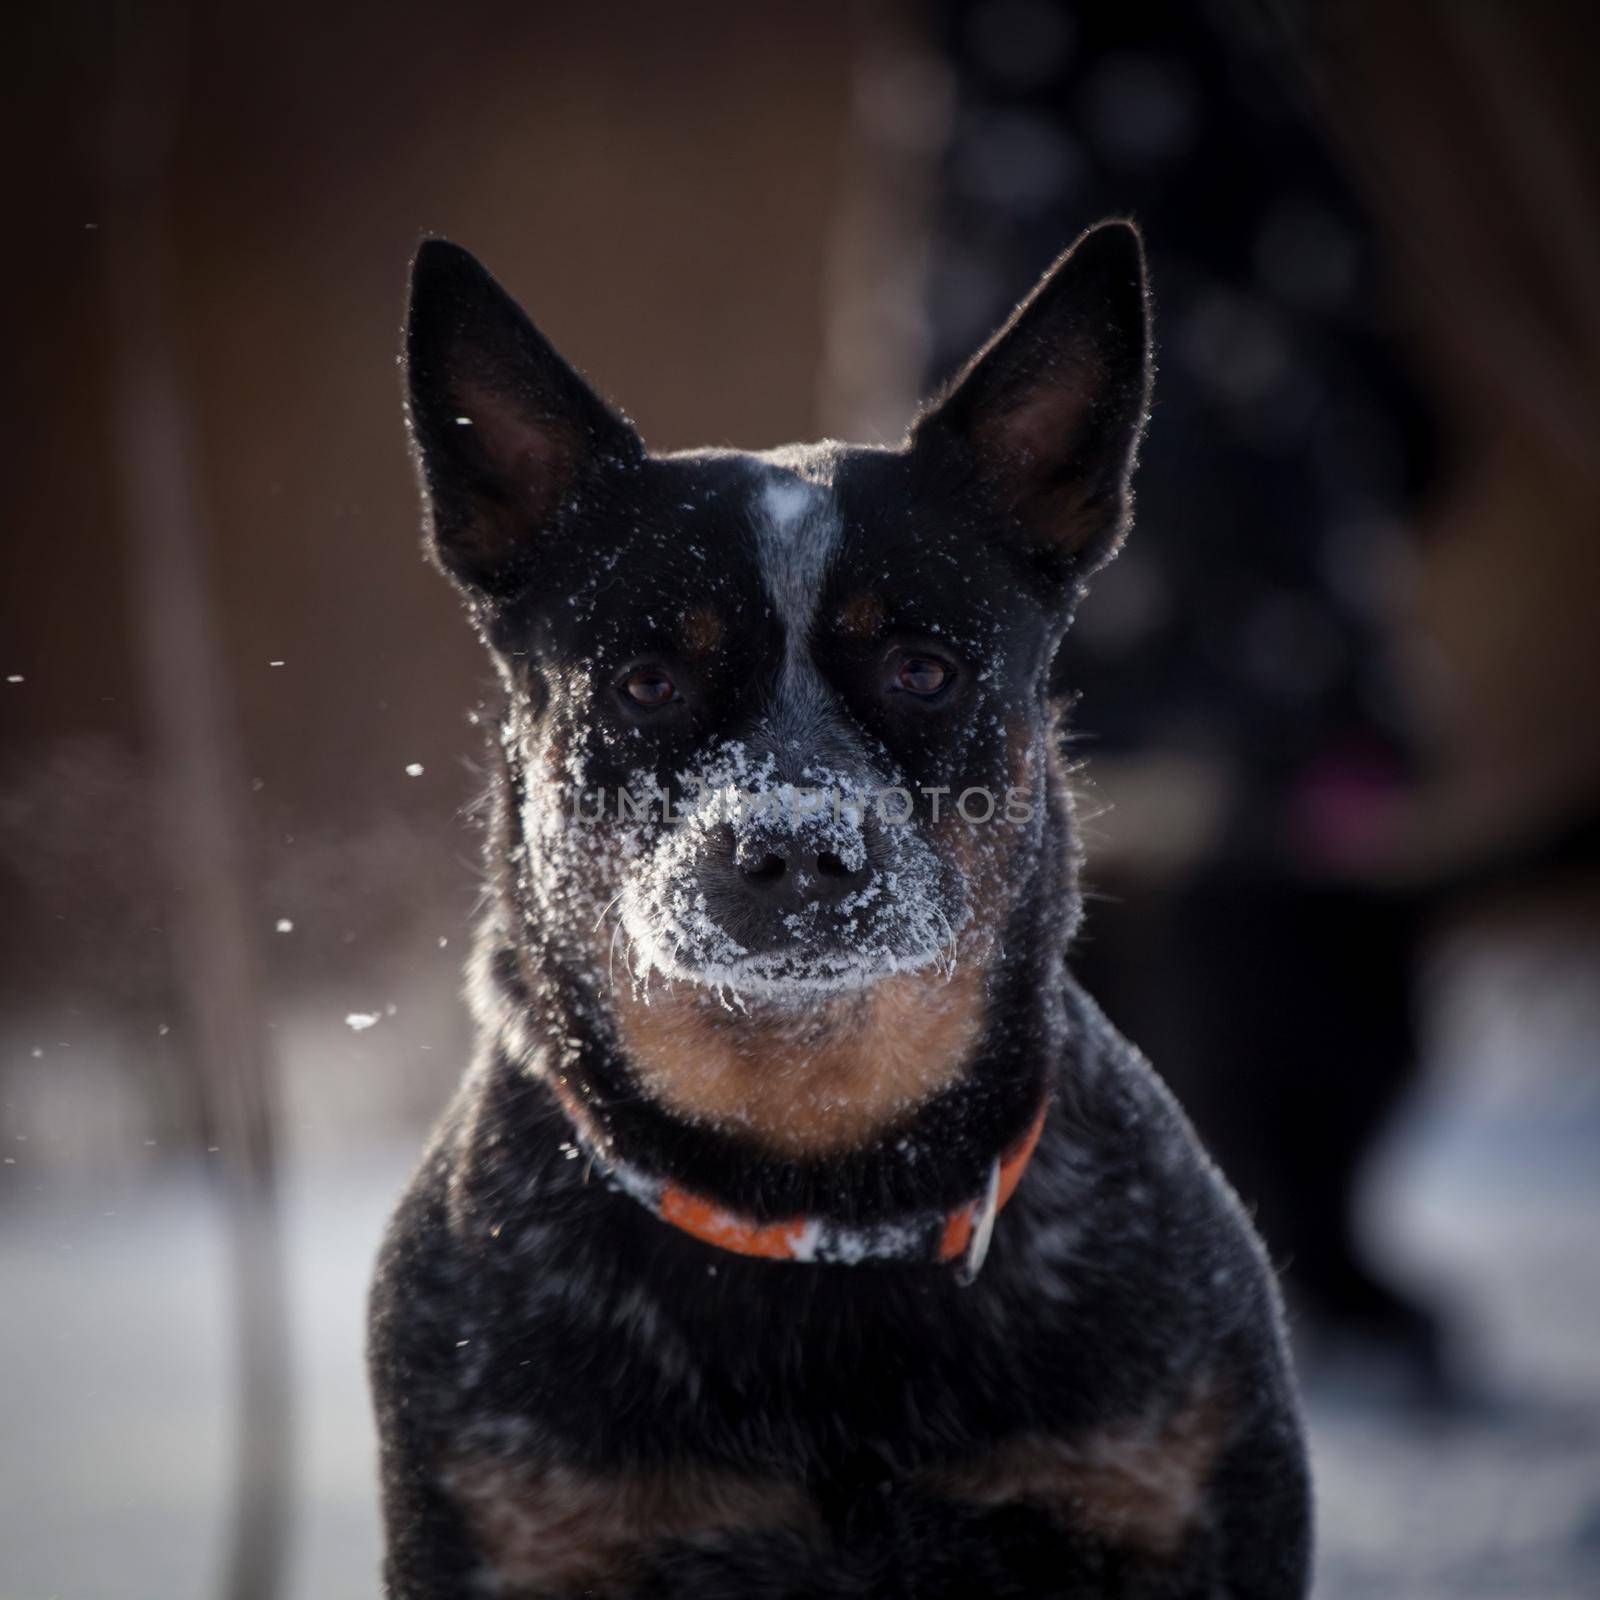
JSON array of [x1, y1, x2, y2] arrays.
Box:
[[2, 2, 1598, 1596]]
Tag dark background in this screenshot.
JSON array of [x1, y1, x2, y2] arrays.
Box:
[[2, 3, 1597, 1596]]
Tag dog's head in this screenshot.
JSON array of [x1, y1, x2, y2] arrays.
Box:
[[406, 227, 1149, 1030]]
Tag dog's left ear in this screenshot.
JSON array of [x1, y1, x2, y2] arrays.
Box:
[[404, 238, 644, 597], [913, 220, 1151, 580]]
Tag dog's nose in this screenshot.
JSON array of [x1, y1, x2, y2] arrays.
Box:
[[735, 841, 868, 908]]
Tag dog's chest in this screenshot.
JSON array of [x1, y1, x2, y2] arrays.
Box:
[[437, 1382, 1228, 1597], [432, 1229, 1227, 1594]]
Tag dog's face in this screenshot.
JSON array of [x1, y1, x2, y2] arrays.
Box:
[[406, 228, 1149, 1013]]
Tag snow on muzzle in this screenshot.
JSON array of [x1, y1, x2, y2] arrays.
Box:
[[616, 762, 962, 999]]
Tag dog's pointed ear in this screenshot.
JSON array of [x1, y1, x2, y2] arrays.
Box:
[[913, 220, 1152, 580], [404, 239, 643, 596]]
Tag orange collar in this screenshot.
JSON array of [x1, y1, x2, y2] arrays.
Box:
[[549, 1077, 1050, 1284]]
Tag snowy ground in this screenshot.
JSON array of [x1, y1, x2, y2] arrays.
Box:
[[1, 928, 1597, 1599]]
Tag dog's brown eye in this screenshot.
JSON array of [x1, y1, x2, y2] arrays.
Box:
[[623, 668, 678, 708], [896, 656, 951, 697]]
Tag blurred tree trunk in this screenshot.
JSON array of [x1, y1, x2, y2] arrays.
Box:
[[104, 8, 291, 1598]]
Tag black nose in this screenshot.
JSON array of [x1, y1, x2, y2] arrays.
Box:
[[735, 841, 868, 908]]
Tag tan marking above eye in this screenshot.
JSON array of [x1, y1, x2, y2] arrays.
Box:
[[681, 605, 725, 655], [835, 591, 886, 639]]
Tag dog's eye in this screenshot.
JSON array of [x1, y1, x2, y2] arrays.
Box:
[[895, 655, 952, 697], [621, 667, 679, 709]]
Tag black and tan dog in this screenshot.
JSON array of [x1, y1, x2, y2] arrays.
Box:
[[369, 222, 1311, 1598]]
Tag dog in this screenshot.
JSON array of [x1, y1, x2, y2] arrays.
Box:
[[368, 221, 1312, 1598]]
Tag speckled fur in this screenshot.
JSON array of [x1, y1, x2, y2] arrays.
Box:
[[370, 226, 1311, 1598]]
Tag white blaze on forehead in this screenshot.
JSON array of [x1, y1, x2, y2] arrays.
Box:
[[751, 456, 842, 654], [762, 478, 814, 528]]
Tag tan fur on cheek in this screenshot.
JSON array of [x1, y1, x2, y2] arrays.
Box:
[[1004, 712, 1041, 797], [611, 961, 988, 1155], [537, 723, 571, 787], [931, 760, 1036, 962], [923, 1379, 1231, 1557], [442, 1456, 818, 1596]]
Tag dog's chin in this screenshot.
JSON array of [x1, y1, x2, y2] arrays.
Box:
[[654, 939, 948, 1009]]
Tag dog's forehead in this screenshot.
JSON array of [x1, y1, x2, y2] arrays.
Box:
[[676, 440, 945, 573], [744, 444, 847, 647], [529, 439, 1012, 673], [642, 442, 853, 649]]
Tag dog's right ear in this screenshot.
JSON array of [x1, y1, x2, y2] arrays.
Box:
[[404, 239, 643, 597]]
